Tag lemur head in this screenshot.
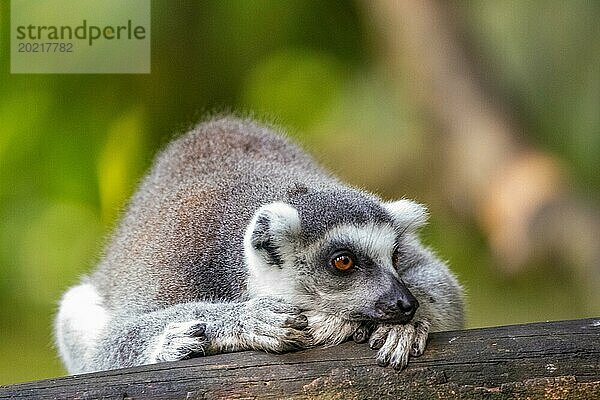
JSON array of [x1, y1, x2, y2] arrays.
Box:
[[244, 187, 428, 332]]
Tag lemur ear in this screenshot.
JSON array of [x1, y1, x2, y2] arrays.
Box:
[[383, 199, 428, 232], [244, 202, 300, 267]]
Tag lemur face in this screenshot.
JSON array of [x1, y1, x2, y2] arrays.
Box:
[[244, 190, 428, 325], [294, 220, 419, 323]]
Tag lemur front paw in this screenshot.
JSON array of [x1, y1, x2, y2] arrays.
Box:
[[241, 297, 312, 353], [152, 320, 209, 362], [367, 320, 430, 370]]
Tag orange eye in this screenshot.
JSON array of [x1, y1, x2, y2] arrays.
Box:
[[332, 254, 354, 271]]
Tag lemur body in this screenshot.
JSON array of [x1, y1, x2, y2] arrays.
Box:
[[55, 117, 464, 373]]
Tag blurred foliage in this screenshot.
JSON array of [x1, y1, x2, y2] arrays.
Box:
[[0, 0, 598, 384], [461, 1, 600, 193]]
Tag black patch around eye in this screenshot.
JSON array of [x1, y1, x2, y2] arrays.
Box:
[[358, 254, 377, 270], [322, 243, 377, 275]]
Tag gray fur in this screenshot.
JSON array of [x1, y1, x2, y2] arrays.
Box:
[[55, 116, 464, 373], [288, 188, 393, 243]]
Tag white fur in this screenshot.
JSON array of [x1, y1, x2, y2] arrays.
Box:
[[55, 282, 109, 373], [383, 199, 428, 230], [245, 260, 297, 299], [256, 202, 301, 237], [305, 311, 360, 347]]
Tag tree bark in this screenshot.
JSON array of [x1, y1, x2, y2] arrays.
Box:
[[1, 318, 599, 399]]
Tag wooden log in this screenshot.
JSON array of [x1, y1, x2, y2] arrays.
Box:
[[1, 318, 599, 399]]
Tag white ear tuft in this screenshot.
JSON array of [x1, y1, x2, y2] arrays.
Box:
[[256, 202, 300, 235], [383, 199, 428, 231]]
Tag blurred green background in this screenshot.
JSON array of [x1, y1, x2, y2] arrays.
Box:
[[1, 1, 599, 384]]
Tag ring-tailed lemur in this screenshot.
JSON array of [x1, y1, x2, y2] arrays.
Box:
[[55, 116, 464, 373]]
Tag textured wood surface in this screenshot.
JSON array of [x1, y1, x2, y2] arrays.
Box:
[[1, 318, 599, 399]]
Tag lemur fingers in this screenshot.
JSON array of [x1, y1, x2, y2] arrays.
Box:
[[240, 318, 312, 353], [236, 297, 312, 352], [150, 320, 208, 363], [352, 322, 375, 344], [410, 319, 430, 357], [368, 320, 430, 370]]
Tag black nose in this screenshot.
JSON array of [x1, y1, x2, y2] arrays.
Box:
[[375, 281, 420, 322], [397, 292, 419, 321]]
